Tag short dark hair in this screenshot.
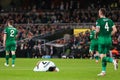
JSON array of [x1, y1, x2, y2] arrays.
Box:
[[48, 66, 56, 71], [99, 8, 106, 15], [7, 20, 14, 25]]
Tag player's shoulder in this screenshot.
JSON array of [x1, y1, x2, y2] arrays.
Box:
[[4, 26, 9, 29], [107, 18, 113, 22], [97, 18, 113, 23], [105, 17, 112, 21], [4, 26, 10, 32], [12, 26, 17, 29], [11, 26, 17, 31], [96, 18, 100, 22], [96, 18, 102, 25], [103, 17, 113, 22]]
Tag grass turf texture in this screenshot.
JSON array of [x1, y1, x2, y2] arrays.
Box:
[[0, 58, 119, 80]]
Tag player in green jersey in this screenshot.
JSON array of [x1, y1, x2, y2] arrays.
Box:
[[89, 25, 99, 63], [96, 8, 118, 76], [3, 20, 18, 67]]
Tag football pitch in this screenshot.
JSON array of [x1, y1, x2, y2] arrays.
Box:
[[0, 58, 119, 80]]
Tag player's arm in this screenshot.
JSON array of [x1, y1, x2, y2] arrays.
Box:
[[15, 29, 19, 40], [96, 26, 100, 33], [95, 27, 99, 38], [3, 28, 7, 47], [111, 25, 117, 36], [95, 20, 100, 37], [36, 61, 41, 69], [3, 33, 6, 47]]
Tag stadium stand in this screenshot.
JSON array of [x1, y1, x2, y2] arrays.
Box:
[[0, 0, 120, 58]]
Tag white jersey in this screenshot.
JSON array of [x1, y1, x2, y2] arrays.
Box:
[[33, 60, 56, 72]]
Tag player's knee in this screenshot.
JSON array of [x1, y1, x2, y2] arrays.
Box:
[[6, 51, 10, 55], [11, 51, 16, 55]]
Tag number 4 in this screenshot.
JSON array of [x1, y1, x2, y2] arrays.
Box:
[[105, 22, 109, 31]]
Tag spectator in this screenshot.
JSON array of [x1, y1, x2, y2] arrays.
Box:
[[111, 47, 119, 59]]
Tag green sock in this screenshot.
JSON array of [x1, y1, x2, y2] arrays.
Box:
[[103, 57, 113, 63], [95, 56, 99, 61], [102, 57, 107, 72], [6, 55, 9, 64], [12, 55, 16, 65]]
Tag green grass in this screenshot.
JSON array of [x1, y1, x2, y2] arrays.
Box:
[[0, 58, 119, 80]]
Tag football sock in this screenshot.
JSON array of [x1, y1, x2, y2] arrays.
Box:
[[12, 55, 16, 65], [102, 57, 107, 72], [6, 55, 9, 64], [103, 57, 113, 63], [95, 55, 99, 61], [102, 57, 113, 72]]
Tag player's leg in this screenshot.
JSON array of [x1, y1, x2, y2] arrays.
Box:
[[11, 43, 17, 67], [94, 43, 99, 63], [89, 44, 94, 59], [89, 50, 94, 59], [11, 51, 16, 67], [97, 43, 107, 76], [102, 47, 113, 62], [97, 53, 107, 76], [5, 51, 10, 66], [98, 42, 118, 76], [102, 45, 118, 70], [4, 44, 10, 67], [94, 51, 99, 63]]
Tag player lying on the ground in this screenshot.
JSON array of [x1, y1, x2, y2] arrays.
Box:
[[33, 60, 59, 72]]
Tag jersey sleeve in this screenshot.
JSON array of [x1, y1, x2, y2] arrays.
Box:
[[16, 29, 18, 34], [4, 28, 7, 34], [96, 19, 100, 28], [111, 20, 115, 28]]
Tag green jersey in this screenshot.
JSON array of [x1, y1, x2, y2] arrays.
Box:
[[96, 18, 114, 37], [89, 30, 98, 51], [90, 30, 97, 41], [96, 17, 114, 54], [4, 26, 18, 43]]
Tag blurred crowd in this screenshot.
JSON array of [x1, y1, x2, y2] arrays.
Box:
[[13, 25, 120, 58], [45, 26, 120, 59], [0, 24, 120, 58], [0, 24, 69, 48], [0, 0, 120, 12], [0, 23, 120, 58], [0, 0, 120, 24], [0, 10, 120, 24]]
